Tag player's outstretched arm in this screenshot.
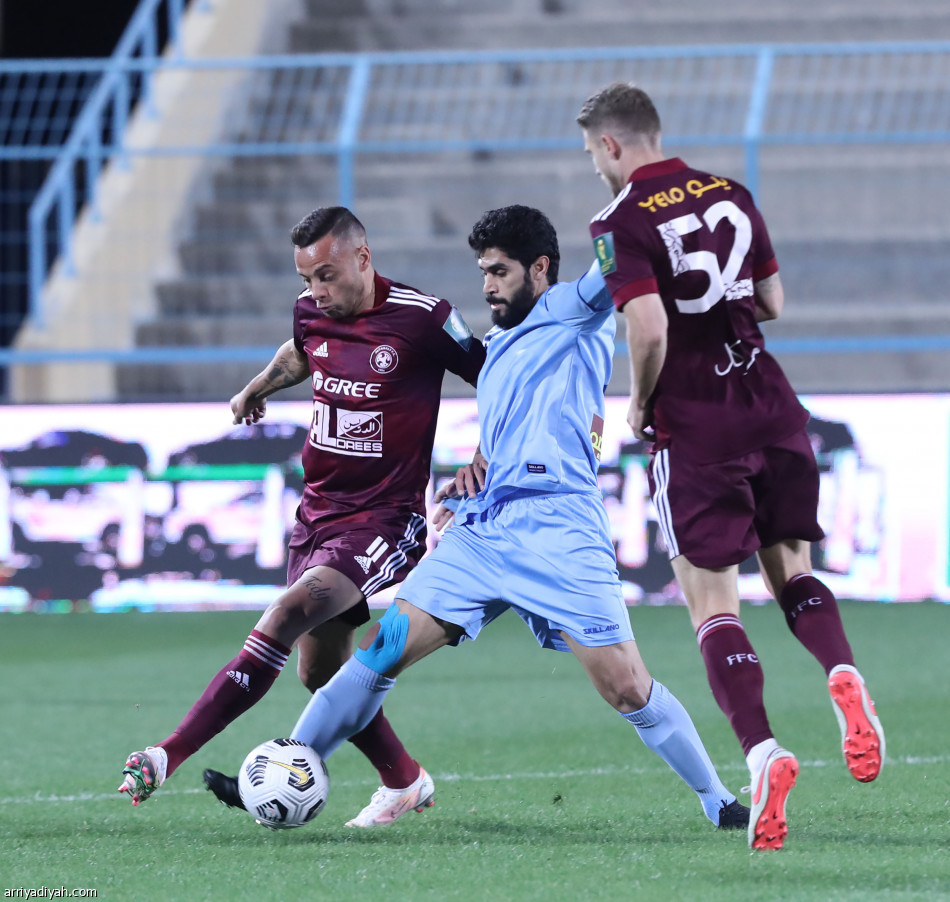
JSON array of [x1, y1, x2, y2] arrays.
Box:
[[230, 339, 309, 424]]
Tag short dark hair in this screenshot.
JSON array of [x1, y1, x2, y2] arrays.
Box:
[[576, 82, 661, 143], [291, 206, 366, 248], [467, 205, 560, 284]]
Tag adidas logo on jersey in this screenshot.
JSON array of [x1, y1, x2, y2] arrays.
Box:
[[354, 555, 373, 574], [227, 670, 250, 691], [312, 341, 329, 358]]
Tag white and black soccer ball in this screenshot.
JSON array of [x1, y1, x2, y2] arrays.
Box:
[[237, 738, 329, 829]]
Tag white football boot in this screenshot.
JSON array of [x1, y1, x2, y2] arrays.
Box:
[[345, 767, 435, 827]]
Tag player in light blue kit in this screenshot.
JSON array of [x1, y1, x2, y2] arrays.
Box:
[[243, 206, 749, 829]]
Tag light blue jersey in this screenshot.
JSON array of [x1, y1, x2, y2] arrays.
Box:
[[398, 260, 633, 652], [457, 260, 615, 521]]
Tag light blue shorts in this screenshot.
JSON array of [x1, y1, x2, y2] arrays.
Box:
[[397, 492, 634, 652]]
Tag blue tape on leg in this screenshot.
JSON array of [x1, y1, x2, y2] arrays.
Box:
[[355, 604, 409, 674]]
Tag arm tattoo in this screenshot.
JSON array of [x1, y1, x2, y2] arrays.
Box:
[[266, 362, 302, 389]]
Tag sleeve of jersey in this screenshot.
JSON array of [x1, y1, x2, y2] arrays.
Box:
[[576, 260, 614, 312], [589, 218, 658, 311], [433, 301, 485, 387], [540, 261, 614, 330]]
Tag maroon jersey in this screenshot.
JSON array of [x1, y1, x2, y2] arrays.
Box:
[[292, 272, 484, 526], [589, 157, 808, 464]]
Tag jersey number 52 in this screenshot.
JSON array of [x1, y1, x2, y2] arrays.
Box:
[[657, 200, 753, 315]]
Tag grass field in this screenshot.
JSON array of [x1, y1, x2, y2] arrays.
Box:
[[1, 602, 948, 901]]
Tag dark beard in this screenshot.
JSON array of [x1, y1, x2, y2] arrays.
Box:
[[488, 274, 536, 329]]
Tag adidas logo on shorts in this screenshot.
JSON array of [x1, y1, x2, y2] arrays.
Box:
[[354, 555, 372, 574]]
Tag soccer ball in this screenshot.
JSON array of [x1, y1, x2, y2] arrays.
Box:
[[237, 738, 329, 829]]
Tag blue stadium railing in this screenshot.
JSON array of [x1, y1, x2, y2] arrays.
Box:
[[0, 0, 194, 365], [2, 30, 950, 369]]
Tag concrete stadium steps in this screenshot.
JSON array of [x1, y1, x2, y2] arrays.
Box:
[[145, 156, 948, 399], [114, 359, 314, 403], [774, 301, 950, 336], [178, 123, 950, 257], [111, 0, 950, 401], [604, 347, 950, 397], [118, 311, 296, 399], [209, 156, 338, 201], [291, 0, 950, 51], [773, 241, 950, 305], [176, 238, 288, 275], [742, 300, 950, 394], [155, 275, 299, 317], [133, 315, 292, 348], [606, 301, 950, 395], [187, 145, 948, 246], [148, 148, 948, 327], [779, 350, 950, 395], [754, 144, 950, 244]]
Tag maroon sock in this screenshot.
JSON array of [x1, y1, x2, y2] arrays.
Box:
[[158, 630, 291, 777], [778, 573, 855, 675], [696, 614, 773, 756], [348, 708, 420, 789]]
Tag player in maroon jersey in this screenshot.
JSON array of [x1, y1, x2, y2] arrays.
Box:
[[577, 83, 885, 851], [118, 207, 485, 826]]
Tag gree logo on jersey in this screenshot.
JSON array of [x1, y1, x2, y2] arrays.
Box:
[[310, 401, 383, 457], [312, 369, 382, 398]]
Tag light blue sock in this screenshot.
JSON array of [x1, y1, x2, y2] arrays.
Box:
[[623, 680, 737, 826], [290, 657, 395, 760]]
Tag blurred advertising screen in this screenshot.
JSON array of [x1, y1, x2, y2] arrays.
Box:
[[1, 396, 947, 611]]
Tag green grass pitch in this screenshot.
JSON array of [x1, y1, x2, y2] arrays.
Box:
[[1, 602, 948, 901]]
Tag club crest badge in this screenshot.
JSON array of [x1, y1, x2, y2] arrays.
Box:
[[370, 345, 398, 374]]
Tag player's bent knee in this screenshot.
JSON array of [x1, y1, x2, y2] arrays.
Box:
[[354, 604, 410, 675], [594, 671, 652, 712], [256, 594, 315, 643], [607, 687, 651, 713]]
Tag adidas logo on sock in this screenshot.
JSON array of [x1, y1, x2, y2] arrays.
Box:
[[354, 555, 372, 574], [227, 670, 250, 691], [312, 341, 329, 358]]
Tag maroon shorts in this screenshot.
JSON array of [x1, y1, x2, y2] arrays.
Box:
[[648, 427, 825, 570], [286, 511, 427, 626]]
